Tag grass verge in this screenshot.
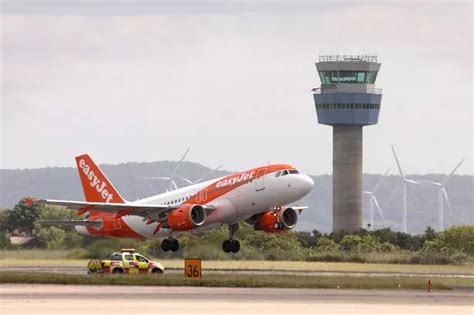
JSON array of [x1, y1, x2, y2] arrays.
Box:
[[0, 271, 472, 290], [1, 257, 473, 275]]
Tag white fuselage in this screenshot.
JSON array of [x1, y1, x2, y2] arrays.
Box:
[[119, 170, 314, 238]]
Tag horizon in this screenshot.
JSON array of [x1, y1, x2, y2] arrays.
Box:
[[0, 157, 471, 178]]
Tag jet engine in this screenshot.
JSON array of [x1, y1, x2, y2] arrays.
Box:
[[250, 207, 298, 233], [166, 204, 206, 231]]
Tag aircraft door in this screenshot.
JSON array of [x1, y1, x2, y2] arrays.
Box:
[[255, 169, 266, 192]]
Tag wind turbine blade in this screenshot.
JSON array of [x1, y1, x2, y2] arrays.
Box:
[[193, 164, 224, 183], [384, 183, 403, 207], [175, 174, 193, 185], [171, 180, 178, 191], [178, 147, 191, 163], [373, 196, 385, 224], [373, 168, 391, 193], [172, 147, 191, 177], [405, 179, 420, 185], [391, 145, 405, 179], [442, 187, 453, 212], [363, 191, 372, 195], [417, 179, 442, 186], [442, 158, 464, 185]]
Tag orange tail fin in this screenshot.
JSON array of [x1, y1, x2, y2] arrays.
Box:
[[75, 154, 125, 204]]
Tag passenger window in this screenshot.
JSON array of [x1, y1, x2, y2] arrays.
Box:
[[124, 254, 134, 261], [110, 253, 122, 261], [135, 255, 148, 263]]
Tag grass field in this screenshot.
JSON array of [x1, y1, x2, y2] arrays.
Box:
[[1, 250, 474, 274], [0, 271, 472, 290]]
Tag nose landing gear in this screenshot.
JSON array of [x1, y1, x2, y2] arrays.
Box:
[[161, 238, 179, 252], [222, 223, 240, 253]]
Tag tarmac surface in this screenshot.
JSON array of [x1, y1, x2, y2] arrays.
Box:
[[1, 284, 473, 315]]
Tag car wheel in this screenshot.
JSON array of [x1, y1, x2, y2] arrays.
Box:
[[112, 268, 123, 274], [152, 268, 163, 274]]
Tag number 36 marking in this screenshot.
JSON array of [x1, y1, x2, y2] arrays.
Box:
[[184, 258, 202, 278]]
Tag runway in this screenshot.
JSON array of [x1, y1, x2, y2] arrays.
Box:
[[1, 284, 473, 315], [2, 266, 473, 278]]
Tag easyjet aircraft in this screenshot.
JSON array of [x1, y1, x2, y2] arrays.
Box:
[[36, 154, 314, 253]]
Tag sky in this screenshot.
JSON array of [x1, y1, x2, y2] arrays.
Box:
[[1, 0, 472, 176]]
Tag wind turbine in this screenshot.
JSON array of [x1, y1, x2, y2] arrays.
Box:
[[387, 145, 420, 233], [144, 147, 224, 192], [363, 169, 390, 230], [418, 159, 464, 231], [141, 147, 190, 192]]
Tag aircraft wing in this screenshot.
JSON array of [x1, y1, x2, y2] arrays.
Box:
[[36, 199, 215, 220], [36, 199, 171, 220], [37, 219, 102, 228]]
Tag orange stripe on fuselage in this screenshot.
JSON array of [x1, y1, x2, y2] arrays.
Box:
[[184, 164, 293, 206]]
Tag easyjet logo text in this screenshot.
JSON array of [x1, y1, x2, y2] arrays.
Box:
[[216, 171, 255, 189], [79, 159, 114, 203]]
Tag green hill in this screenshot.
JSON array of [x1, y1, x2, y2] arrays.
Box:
[[1, 161, 472, 234]]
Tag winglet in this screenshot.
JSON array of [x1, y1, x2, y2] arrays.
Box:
[[75, 154, 125, 204]]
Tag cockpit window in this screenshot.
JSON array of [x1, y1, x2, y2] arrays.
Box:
[[275, 171, 281, 177], [281, 170, 289, 176], [289, 169, 299, 174]]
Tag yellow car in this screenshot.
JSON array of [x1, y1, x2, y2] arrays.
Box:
[[87, 249, 165, 274]]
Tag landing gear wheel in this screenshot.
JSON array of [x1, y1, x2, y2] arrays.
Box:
[[162, 238, 179, 252], [230, 240, 240, 253], [222, 239, 232, 253], [170, 238, 179, 252], [222, 239, 240, 253], [161, 239, 171, 252]]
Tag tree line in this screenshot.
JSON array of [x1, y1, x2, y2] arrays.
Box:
[[1, 199, 473, 264]]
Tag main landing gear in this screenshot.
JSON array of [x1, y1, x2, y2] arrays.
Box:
[[161, 238, 179, 252], [222, 223, 240, 253]]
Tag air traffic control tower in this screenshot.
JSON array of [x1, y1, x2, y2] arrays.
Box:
[[312, 55, 382, 232]]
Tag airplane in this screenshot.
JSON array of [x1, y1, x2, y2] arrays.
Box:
[[35, 154, 314, 253]]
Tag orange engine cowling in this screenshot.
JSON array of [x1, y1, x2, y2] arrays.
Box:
[[256, 207, 298, 233], [166, 204, 206, 231]]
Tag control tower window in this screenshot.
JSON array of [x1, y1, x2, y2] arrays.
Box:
[[338, 71, 367, 83], [319, 71, 339, 84], [366, 71, 378, 83], [319, 71, 378, 84]]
